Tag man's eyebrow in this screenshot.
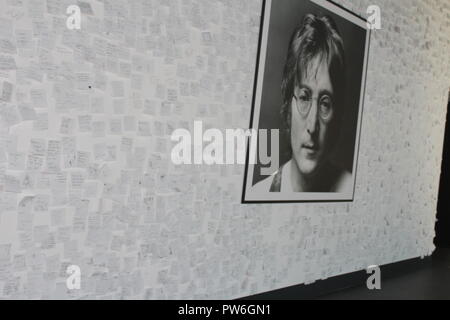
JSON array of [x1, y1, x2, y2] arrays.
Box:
[[319, 89, 334, 97], [297, 84, 311, 92], [297, 84, 334, 98]]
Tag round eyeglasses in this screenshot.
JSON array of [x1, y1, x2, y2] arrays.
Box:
[[293, 89, 334, 122]]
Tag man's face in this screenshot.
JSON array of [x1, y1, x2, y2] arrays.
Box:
[[290, 55, 337, 177]]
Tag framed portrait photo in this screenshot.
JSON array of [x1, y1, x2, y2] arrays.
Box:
[[242, 0, 371, 203]]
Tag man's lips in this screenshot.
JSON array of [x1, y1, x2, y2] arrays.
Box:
[[302, 143, 319, 151]]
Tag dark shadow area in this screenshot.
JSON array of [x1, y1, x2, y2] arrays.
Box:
[[435, 92, 450, 248], [240, 255, 431, 300], [241, 249, 450, 300], [317, 249, 450, 300]]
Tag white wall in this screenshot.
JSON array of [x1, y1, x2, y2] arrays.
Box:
[[0, 0, 448, 299]]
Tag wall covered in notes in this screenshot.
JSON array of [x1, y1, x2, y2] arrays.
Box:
[[0, 0, 449, 299]]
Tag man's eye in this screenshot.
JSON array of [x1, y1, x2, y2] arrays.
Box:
[[320, 97, 332, 111], [320, 101, 330, 108], [298, 91, 310, 102], [299, 95, 309, 102]]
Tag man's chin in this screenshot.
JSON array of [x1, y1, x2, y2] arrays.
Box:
[[295, 158, 319, 176]]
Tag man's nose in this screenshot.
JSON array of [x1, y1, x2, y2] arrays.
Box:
[[306, 101, 319, 135]]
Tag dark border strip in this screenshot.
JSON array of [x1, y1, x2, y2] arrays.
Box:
[[239, 256, 432, 300], [241, 0, 267, 204]]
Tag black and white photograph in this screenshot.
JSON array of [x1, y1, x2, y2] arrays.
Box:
[[242, 0, 371, 203]]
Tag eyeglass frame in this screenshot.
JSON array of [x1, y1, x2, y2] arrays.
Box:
[[291, 86, 335, 123]]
